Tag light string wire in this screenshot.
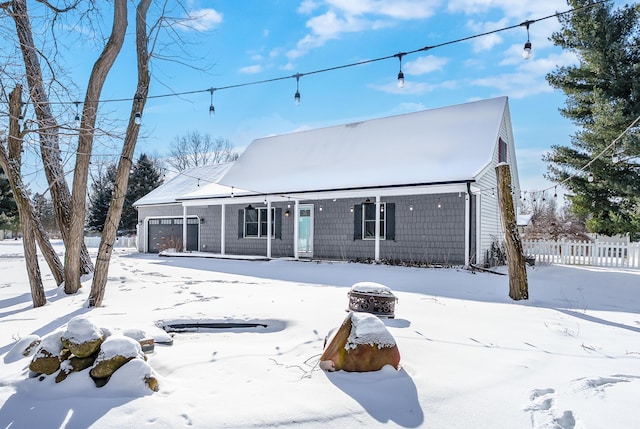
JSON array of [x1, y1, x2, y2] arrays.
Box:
[[16, 1, 606, 107]]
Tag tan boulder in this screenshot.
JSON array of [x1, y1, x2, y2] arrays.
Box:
[[29, 331, 66, 375], [90, 335, 143, 381], [61, 316, 104, 358], [320, 312, 400, 372], [55, 355, 97, 383]]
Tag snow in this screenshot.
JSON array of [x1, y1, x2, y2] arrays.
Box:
[[351, 281, 394, 295], [346, 312, 396, 349], [96, 336, 143, 360], [219, 97, 508, 194], [62, 316, 103, 344], [1, 239, 640, 428]]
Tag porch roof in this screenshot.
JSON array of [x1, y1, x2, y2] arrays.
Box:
[[133, 163, 235, 207], [211, 97, 508, 196]]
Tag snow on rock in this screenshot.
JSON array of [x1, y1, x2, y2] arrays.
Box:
[[29, 330, 66, 375], [61, 316, 104, 358], [97, 335, 143, 360], [346, 312, 396, 350], [5, 334, 40, 363], [103, 358, 159, 394], [320, 312, 401, 372], [90, 335, 146, 382]]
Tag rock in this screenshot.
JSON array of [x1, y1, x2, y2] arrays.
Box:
[[61, 316, 104, 358], [145, 375, 159, 392], [55, 354, 97, 383], [30, 349, 62, 375], [320, 312, 400, 372], [29, 331, 65, 375], [90, 335, 143, 380]]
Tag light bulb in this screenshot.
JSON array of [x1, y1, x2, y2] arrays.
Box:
[[134, 112, 142, 125], [397, 71, 405, 88], [209, 104, 215, 116], [294, 91, 301, 105], [587, 172, 594, 183], [522, 41, 532, 59], [18, 115, 24, 127], [74, 114, 80, 128]]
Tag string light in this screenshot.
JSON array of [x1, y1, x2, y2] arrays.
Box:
[[294, 73, 302, 105], [396, 53, 405, 88], [587, 172, 594, 183], [8, 1, 603, 123], [208, 88, 215, 116], [74, 101, 81, 127], [521, 20, 533, 59]]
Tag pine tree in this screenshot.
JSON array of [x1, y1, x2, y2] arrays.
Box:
[[544, 0, 640, 240], [0, 170, 19, 233], [121, 153, 164, 232], [87, 165, 117, 233]]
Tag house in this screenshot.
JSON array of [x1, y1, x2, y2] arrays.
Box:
[[134, 96, 521, 266]]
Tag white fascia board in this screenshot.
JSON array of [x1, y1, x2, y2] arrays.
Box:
[[179, 182, 472, 207]]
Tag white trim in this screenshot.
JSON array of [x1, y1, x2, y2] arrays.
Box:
[[267, 201, 272, 259], [293, 200, 299, 259], [464, 193, 470, 267]]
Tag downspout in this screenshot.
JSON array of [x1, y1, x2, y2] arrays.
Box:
[[182, 205, 188, 252], [293, 200, 299, 260], [220, 203, 226, 255], [465, 181, 473, 267], [266, 200, 272, 258], [375, 195, 381, 262]]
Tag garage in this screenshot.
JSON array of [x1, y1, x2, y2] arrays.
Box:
[[147, 217, 199, 253]]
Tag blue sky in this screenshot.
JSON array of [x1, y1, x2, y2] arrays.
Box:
[[14, 0, 629, 198]]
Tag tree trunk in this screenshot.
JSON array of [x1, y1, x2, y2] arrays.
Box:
[[11, 0, 94, 285], [90, 0, 151, 307], [64, 0, 128, 295], [0, 85, 46, 307], [496, 163, 529, 300]]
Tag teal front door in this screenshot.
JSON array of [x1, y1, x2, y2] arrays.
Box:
[[298, 205, 313, 257]]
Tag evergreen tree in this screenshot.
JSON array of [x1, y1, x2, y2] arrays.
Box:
[[0, 170, 19, 233], [544, 0, 640, 240], [87, 165, 117, 233], [33, 193, 59, 236], [121, 153, 164, 232]]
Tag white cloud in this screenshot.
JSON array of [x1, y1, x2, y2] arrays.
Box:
[[404, 55, 449, 75], [185, 8, 223, 31], [239, 65, 264, 74], [287, 0, 440, 59]]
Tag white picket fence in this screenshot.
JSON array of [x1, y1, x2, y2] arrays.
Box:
[[522, 239, 640, 269], [84, 235, 137, 248]]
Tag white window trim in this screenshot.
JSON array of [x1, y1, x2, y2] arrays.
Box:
[[362, 202, 386, 240], [244, 207, 275, 239]]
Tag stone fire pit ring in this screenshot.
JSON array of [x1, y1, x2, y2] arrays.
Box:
[[347, 282, 397, 318]]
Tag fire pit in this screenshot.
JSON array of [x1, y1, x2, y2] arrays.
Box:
[[347, 282, 397, 318]]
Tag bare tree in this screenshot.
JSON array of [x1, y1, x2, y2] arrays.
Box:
[[63, 0, 127, 294], [88, 0, 153, 307], [0, 86, 46, 306], [2, 0, 94, 287], [168, 131, 238, 171]]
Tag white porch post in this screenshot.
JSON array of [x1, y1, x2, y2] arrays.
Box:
[[293, 200, 299, 260], [375, 195, 381, 262], [182, 205, 188, 252], [220, 203, 226, 255], [266, 200, 272, 258], [464, 192, 470, 267]]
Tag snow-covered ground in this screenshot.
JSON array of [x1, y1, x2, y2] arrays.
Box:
[[1, 239, 639, 428]]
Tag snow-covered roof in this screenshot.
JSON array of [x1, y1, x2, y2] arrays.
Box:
[[134, 163, 234, 207], [219, 97, 509, 195]]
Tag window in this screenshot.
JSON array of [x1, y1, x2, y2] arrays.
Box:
[[353, 202, 395, 241], [244, 207, 275, 238], [498, 137, 507, 163], [363, 203, 385, 239]]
